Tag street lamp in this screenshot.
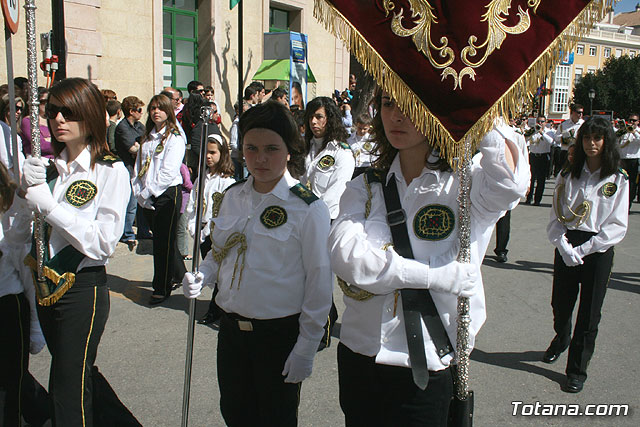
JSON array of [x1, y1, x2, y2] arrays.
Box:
[[588, 89, 596, 116]]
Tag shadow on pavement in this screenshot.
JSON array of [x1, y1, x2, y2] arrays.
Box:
[[608, 272, 640, 294], [471, 348, 565, 387], [483, 258, 553, 275]]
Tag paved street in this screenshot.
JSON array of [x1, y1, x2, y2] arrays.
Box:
[[29, 179, 639, 426]]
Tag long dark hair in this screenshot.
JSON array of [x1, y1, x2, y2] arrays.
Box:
[[570, 116, 619, 180], [239, 101, 306, 177], [47, 78, 111, 168], [303, 96, 348, 153], [0, 161, 16, 213], [370, 88, 450, 172], [207, 134, 235, 178], [143, 94, 180, 144]]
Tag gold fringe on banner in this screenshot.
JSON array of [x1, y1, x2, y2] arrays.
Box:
[[314, 0, 616, 165]]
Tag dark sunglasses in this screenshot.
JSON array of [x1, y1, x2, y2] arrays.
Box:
[[136, 108, 143, 113], [16, 105, 24, 112], [45, 103, 81, 121]]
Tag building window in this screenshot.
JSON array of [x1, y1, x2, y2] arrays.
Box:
[[589, 46, 597, 56], [552, 64, 570, 114], [587, 67, 596, 74], [574, 67, 583, 85], [604, 47, 611, 58], [630, 50, 636, 58], [163, 0, 198, 92], [615, 48, 623, 58], [576, 44, 584, 55], [269, 8, 289, 32]]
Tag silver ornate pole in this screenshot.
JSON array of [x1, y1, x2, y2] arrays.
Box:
[[24, 0, 48, 296], [181, 105, 214, 427], [455, 136, 473, 400]]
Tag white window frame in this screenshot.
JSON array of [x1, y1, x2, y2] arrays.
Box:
[[576, 44, 584, 55], [604, 47, 611, 58], [589, 46, 597, 56], [615, 48, 622, 58], [552, 64, 571, 114]]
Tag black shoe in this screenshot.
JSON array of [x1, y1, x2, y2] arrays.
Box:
[[149, 295, 169, 305], [197, 311, 221, 325], [564, 377, 584, 393], [524, 199, 532, 205], [542, 347, 562, 364], [496, 253, 508, 263], [533, 201, 541, 206]]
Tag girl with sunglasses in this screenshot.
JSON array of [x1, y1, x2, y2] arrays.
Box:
[[18, 77, 140, 425], [132, 94, 187, 304], [543, 116, 629, 393]]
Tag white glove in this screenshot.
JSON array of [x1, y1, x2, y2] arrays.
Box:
[[25, 183, 58, 215], [428, 261, 477, 298], [182, 271, 203, 299], [282, 350, 314, 383], [21, 157, 47, 190], [558, 236, 583, 267]]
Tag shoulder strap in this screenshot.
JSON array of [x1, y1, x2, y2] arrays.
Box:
[[290, 183, 318, 205], [381, 175, 453, 390]]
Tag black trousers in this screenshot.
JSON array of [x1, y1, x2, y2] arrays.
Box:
[[550, 231, 614, 382], [217, 312, 301, 427], [527, 153, 550, 204], [494, 210, 511, 256], [338, 343, 452, 427], [620, 158, 638, 208], [0, 292, 30, 426], [143, 185, 186, 296], [37, 268, 140, 427]]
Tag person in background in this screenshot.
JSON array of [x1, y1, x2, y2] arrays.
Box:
[[525, 115, 554, 206], [203, 86, 215, 103], [101, 89, 117, 103], [21, 87, 55, 160], [229, 100, 250, 181], [132, 94, 187, 305], [185, 133, 236, 325], [272, 87, 289, 108], [13, 77, 29, 102], [106, 99, 122, 154], [115, 96, 146, 250], [543, 116, 628, 394], [554, 104, 584, 176], [617, 113, 640, 209], [0, 94, 26, 179], [347, 112, 376, 178], [163, 87, 184, 124], [176, 162, 193, 261]]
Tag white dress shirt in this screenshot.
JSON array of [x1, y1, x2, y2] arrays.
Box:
[[547, 165, 628, 257], [554, 118, 584, 151], [18, 147, 130, 271], [301, 138, 355, 219], [527, 130, 554, 154], [132, 125, 186, 206], [347, 132, 378, 168], [186, 172, 236, 241], [617, 127, 640, 159], [329, 130, 529, 371], [198, 171, 333, 359]]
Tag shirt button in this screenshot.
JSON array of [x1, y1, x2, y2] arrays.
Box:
[[383, 337, 389, 343]]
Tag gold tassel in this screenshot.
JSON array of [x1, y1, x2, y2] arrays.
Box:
[[24, 254, 76, 306], [314, 0, 616, 165]]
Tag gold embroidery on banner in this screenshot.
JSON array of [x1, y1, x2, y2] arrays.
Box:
[[383, 0, 541, 90]]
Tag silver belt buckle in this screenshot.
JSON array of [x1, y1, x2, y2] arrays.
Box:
[[237, 320, 253, 331]]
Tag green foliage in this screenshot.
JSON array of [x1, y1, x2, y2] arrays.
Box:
[[573, 55, 640, 117]]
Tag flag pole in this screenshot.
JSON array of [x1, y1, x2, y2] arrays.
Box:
[[237, 0, 243, 116]]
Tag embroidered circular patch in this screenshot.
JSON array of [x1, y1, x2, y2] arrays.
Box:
[[318, 155, 335, 170], [413, 204, 455, 241], [602, 182, 617, 197], [65, 180, 97, 207], [260, 206, 287, 229], [363, 141, 373, 151], [155, 143, 165, 154]]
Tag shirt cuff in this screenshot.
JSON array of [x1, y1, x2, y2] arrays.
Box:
[[292, 335, 319, 360], [45, 204, 69, 229], [401, 257, 429, 289]]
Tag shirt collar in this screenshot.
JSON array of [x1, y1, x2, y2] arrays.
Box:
[[386, 152, 439, 185], [240, 170, 295, 201], [55, 146, 91, 174]]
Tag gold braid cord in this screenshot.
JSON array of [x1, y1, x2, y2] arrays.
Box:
[[314, 0, 616, 165], [554, 183, 592, 227], [337, 174, 393, 301], [210, 227, 247, 290]]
